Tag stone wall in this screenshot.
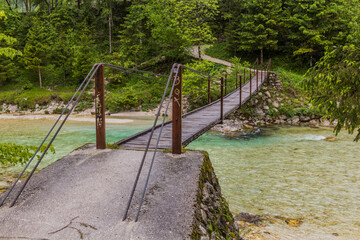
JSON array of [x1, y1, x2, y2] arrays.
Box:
[[213, 71, 334, 133], [191, 152, 241, 240]]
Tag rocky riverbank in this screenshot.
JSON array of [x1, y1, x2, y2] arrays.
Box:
[[212, 72, 335, 133]]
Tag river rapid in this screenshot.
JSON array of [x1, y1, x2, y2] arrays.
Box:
[[1, 115, 359, 239]]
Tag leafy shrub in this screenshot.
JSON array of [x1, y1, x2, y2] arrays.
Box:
[[75, 101, 93, 112], [105, 91, 139, 112], [52, 107, 70, 114], [0, 142, 55, 166]]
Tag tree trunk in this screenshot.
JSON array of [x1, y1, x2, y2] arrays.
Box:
[[25, 0, 29, 12], [310, 55, 313, 67], [38, 67, 42, 88], [260, 48, 264, 65], [77, 0, 80, 9]]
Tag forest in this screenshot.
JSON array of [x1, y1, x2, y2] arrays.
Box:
[[1, 0, 360, 137]]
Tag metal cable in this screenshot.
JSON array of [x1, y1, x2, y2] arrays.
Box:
[[9, 64, 101, 207], [105, 64, 168, 84], [182, 66, 217, 79], [134, 64, 181, 222], [187, 91, 209, 103], [0, 64, 99, 207], [122, 64, 175, 221], [105, 63, 168, 78]]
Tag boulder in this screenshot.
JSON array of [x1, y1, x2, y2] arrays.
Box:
[[300, 116, 311, 122], [272, 101, 279, 108]]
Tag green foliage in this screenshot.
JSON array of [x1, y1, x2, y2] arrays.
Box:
[[0, 88, 90, 109], [52, 107, 70, 114], [119, 0, 218, 62], [0, 142, 55, 166], [205, 42, 231, 62], [275, 68, 306, 92], [105, 90, 139, 112], [74, 101, 93, 112], [183, 60, 226, 110], [305, 43, 360, 141], [0, 11, 22, 60], [227, 0, 281, 62]]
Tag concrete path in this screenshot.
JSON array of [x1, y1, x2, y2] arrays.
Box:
[[0, 145, 204, 240]]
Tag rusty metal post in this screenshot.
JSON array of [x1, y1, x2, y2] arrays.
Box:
[[224, 72, 227, 95], [250, 70, 252, 98], [243, 69, 246, 84], [95, 64, 106, 149], [256, 60, 259, 91], [220, 77, 224, 124], [239, 76, 242, 107], [172, 64, 182, 154], [208, 76, 211, 104], [236, 71, 238, 89]]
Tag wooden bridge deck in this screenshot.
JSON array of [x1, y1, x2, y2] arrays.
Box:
[[116, 72, 267, 150]]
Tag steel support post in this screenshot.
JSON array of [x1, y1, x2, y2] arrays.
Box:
[[239, 76, 242, 107], [224, 73, 227, 95], [172, 64, 182, 154], [95, 64, 106, 149], [208, 76, 211, 104], [236, 71, 238, 89], [220, 77, 224, 124], [250, 71, 252, 98], [256, 60, 259, 91]]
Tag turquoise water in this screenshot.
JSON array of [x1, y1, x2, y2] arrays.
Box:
[[188, 126, 360, 239], [0, 115, 154, 173], [1, 116, 360, 238]]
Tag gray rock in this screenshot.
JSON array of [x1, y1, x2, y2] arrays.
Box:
[[292, 116, 300, 124], [255, 108, 265, 117], [272, 101, 279, 108], [265, 91, 271, 98], [201, 209, 207, 223], [235, 212, 261, 224], [199, 225, 208, 236], [300, 116, 311, 122], [263, 105, 269, 110], [309, 120, 319, 125]]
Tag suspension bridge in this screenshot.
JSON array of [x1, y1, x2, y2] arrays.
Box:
[[0, 58, 272, 239]]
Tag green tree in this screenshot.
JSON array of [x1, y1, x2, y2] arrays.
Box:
[[22, 17, 52, 88], [284, 0, 351, 67], [227, 0, 281, 64], [72, 24, 94, 84], [304, 15, 360, 141], [119, 0, 218, 63], [0, 11, 21, 59]]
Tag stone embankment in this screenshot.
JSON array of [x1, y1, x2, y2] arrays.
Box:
[[213, 72, 333, 133]]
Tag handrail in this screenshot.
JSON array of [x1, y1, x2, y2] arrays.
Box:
[[0, 63, 101, 207]]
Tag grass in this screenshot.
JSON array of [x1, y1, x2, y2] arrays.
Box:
[[205, 42, 232, 62]]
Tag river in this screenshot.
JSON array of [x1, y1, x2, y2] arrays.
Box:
[[1, 115, 359, 239]]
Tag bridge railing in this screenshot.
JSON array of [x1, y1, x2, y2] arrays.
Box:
[[1, 58, 272, 221]]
